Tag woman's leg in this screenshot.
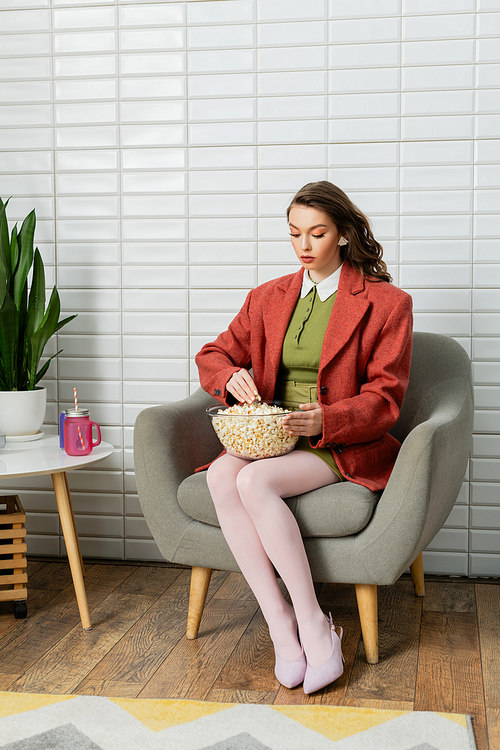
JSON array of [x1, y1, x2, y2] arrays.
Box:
[[235, 452, 341, 668], [207, 454, 302, 663]]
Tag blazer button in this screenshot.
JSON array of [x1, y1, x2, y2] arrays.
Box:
[[320, 386, 328, 395]]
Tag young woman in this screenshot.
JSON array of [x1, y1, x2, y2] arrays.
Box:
[[195, 181, 413, 694]]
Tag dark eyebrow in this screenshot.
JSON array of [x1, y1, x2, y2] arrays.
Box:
[[288, 223, 328, 230]]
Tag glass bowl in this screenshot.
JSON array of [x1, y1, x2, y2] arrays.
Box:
[[206, 401, 299, 460]]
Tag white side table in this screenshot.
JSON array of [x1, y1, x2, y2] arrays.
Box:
[[0, 434, 114, 630]]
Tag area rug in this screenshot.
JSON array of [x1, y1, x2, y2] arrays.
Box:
[[0, 691, 476, 750]]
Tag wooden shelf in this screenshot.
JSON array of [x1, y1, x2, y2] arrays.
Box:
[[0, 495, 28, 604]]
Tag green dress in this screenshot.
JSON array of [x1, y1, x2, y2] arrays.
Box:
[[274, 285, 342, 480]]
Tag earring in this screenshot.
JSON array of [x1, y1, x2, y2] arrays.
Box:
[[338, 236, 348, 246]]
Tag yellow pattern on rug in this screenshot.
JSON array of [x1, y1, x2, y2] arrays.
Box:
[[272, 704, 468, 742], [110, 697, 235, 732], [0, 691, 73, 718]]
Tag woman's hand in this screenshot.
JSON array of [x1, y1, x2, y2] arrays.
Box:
[[226, 369, 259, 404], [282, 402, 323, 437]]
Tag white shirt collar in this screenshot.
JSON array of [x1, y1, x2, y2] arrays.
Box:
[[301, 263, 343, 302]]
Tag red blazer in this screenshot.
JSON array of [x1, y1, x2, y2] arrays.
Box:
[[196, 262, 413, 491]]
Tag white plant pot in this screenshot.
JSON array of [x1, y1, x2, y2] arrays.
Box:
[[0, 387, 47, 437]]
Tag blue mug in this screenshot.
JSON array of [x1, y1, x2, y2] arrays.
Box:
[[59, 411, 66, 449]]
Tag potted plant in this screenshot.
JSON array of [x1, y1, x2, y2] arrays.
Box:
[[0, 197, 76, 438]]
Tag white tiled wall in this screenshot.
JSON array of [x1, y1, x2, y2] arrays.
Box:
[[1, 0, 499, 576]]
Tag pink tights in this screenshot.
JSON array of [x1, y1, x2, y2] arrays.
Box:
[[206, 451, 341, 669]]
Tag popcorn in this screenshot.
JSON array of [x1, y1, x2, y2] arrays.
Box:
[[209, 400, 298, 459]]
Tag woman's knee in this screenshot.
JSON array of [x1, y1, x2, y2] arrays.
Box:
[[206, 457, 245, 512], [206, 460, 222, 490], [236, 463, 273, 515], [206, 461, 232, 500]]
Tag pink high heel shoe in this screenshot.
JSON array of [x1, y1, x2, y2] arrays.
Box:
[[303, 613, 344, 695], [274, 648, 307, 689]]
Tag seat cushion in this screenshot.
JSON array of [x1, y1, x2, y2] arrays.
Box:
[[178, 472, 381, 538]]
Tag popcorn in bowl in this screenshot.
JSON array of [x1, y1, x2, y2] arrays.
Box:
[[206, 399, 298, 460]]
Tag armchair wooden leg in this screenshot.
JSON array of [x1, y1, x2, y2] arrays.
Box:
[[355, 583, 379, 664], [410, 551, 425, 597], [186, 566, 213, 640]]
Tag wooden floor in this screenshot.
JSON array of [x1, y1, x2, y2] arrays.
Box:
[[0, 559, 498, 749]]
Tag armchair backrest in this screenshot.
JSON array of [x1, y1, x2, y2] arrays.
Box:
[[390, 332, 473, 445]]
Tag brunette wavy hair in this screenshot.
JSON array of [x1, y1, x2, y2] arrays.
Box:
[[287, 181, 392, 283]]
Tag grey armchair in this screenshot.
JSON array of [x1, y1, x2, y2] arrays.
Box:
[[134, 331, 473, 664]]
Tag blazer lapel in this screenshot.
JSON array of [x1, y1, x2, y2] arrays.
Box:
[[260, 270, 303, 399], [319, 263, 370, 372]]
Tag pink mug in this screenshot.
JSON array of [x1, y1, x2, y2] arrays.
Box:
[[63, 409, 101, 456]]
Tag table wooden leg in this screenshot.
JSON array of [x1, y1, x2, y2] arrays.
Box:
[[51, 471, 92, 631], [64, 472, 84, 577]]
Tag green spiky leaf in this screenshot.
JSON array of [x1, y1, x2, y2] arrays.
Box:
[[34, 352, 61, 385], [26, 248, 46, 341], [0, 200, 10, 309], [13, 209, 35, 311], [27, 286, 61, 390], [0, 293, 19, 390], [55, 314, 77, 332], [10, 224, 18, 276]]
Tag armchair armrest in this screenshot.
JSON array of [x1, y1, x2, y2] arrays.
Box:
[[133, 388, 221, 562], [351, 374, 474, 583]]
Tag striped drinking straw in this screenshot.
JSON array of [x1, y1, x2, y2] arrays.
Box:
[[74, 387, 86, 450]]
